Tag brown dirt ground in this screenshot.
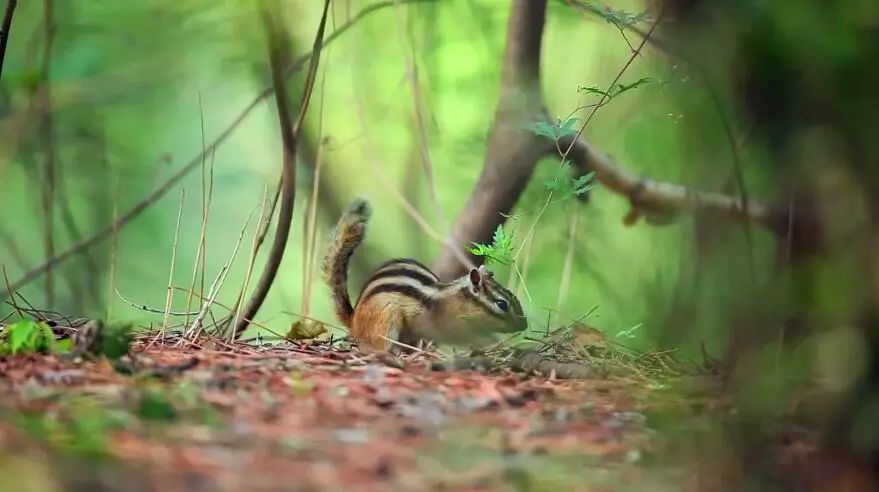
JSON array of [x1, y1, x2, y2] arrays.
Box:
[[0, 335, 818, 492]]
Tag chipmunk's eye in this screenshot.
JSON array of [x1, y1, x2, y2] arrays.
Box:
[[494, 299, 509, 312]]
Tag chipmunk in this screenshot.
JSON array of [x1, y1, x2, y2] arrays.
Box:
[[322, 199, 527, 351]]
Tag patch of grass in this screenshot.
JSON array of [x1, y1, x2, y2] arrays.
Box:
[[469, 224, 516, 266], [484, 320, 699, 383]]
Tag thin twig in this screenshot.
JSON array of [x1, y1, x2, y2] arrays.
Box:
[[378, 334, 445, 360], [106, 178, 119, 321], [225, 181, 278, 334], [185, 203, 258, 338], [115, 287, 200, 316], [39, 0, 56, 308], [3, 266, 25, 319], [349, 59, 474, 270], [3, 0, 437, 300], [185, 98, 213, 327], [230, 186, 270, 339], [172, 286, 276, 336], [515, 11, 664, 262], [393, 0, 447, 230], [706, 88, 755, 281], [281, 310, 346, 333], [53, 144, 100, 311], [0, 227, 29, 271], [162, 189, 186, 332], [300, 54, 332, 317], [567, 0, 763, 249], [233, 0, 331, 337], [555, 206, 579, 314]]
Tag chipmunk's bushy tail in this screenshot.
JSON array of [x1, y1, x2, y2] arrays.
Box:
[[322, 199, 371, 326]]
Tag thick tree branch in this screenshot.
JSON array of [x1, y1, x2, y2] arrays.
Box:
[[560, 133, 780, 231], [434, 0, 790, 281], [233, 0, 330, 337], [433, 0, 551, 280]]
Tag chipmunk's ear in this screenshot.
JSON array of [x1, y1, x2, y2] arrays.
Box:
[[468, 268, 482, 292]]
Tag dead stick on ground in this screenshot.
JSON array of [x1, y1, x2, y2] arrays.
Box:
[[185, 203, 258, 339], [162, 189, 186, 332], [171, 286, 276, 336], [233, 0, 331, 338], [229, 185, 270, 339]]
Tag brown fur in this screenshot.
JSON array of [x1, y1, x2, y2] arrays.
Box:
[[351, 293, 424, 350], [321, 199, 371, 326], [323, 200, 527, 351]]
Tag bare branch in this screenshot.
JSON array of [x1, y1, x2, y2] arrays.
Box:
[[435, 0, 788, 280], [233, 0, 331, 337], [3, 0, 435, 300], [559, 133, 776, 229]]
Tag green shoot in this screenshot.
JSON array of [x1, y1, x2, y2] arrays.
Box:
[[543, 161, 596, 199], [469, 224, 516, 266], [616, 323, 643, 340], [578, 77, 658, 101]]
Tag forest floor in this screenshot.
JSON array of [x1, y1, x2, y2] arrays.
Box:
[[0, 328, 820, 492]]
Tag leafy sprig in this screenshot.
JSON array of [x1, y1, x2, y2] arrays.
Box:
[[596, 6, 651, 31], [527, 117, 581, 142], [578, 77, 657, 101], [543, 161, 595, 199], [469, 224, 516, 266], [0, 319, 71, 354]]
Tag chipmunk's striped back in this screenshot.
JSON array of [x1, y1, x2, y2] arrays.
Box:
[[357, 259, 440, 308], [323, 199, 528, 351]]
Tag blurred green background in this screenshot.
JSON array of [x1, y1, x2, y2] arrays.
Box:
[[3, 0, 879, 484], [0, 0, 873, 367]]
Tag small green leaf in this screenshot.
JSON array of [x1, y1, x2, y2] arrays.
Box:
[[594, 6, 651, 30], [469, 224, 516, 266], [558, 117, 580, 138], [616, 323, 643, 340], [577, 84, 609, 98], [4, 320, 56, 354], [609, 77, 657, 98], [572, 172, 596, 196], [543, 160, 572, 193], [527, 121, 558, 140], [9, 320, 39, 354], [527, 117, 580, 142]]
